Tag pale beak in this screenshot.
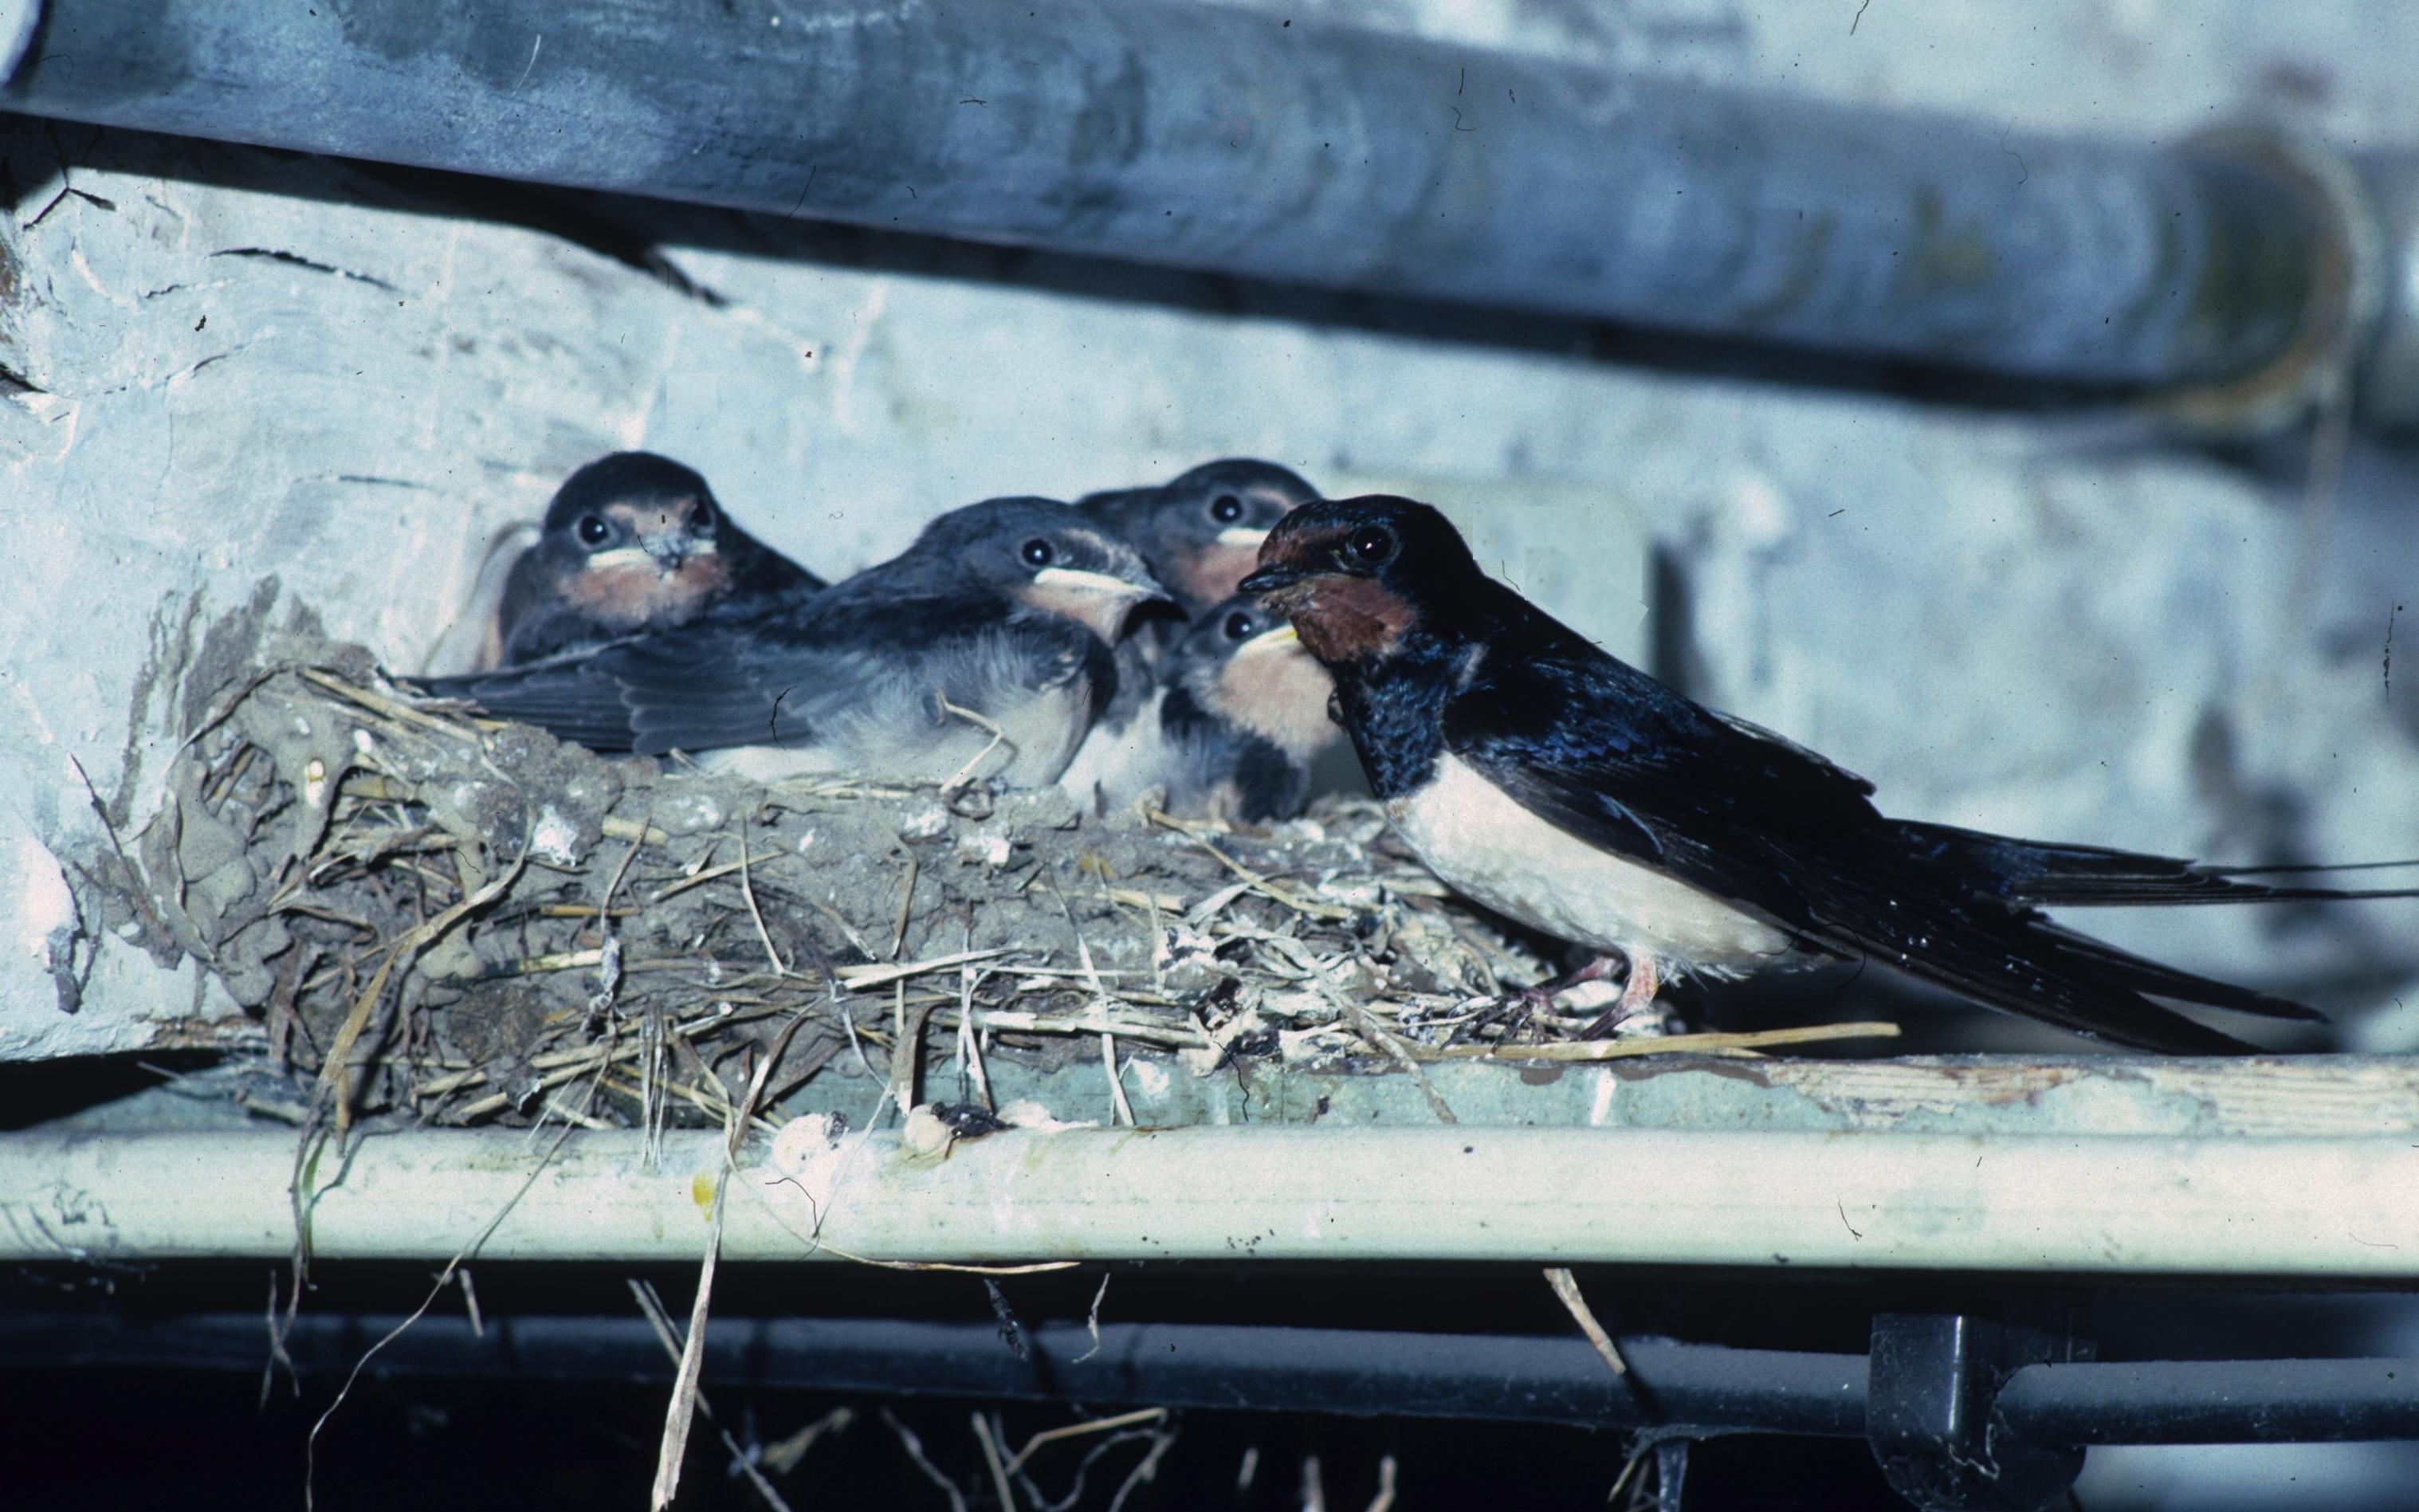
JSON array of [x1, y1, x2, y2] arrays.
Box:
[[1033, 565, 1165, 602], [1215, 526, 1271, 550], [1025, 565, 1176, 641], [583, 545, 655, 571], [1234, 623, 1301, 658], [642, 532, 713, 571]]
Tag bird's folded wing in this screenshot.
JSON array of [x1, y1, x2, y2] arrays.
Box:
[[1443, 659, 2309, 1053], [419, 625, 889, 756]]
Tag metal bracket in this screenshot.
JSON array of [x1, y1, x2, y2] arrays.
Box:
[[1866, 1314, 2087, 1512]]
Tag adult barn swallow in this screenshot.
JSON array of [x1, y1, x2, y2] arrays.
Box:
[[1080, 458, 1320, 617], [1058, 596, 1339, 823], [423, 499, 1168, 788], [493, 452, 825, 666], [1241, 497, 2417, 1053]]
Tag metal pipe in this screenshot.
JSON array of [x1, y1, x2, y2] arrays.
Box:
[[0, 0, 2374, 410], [2356, 157, 2419, 429], [6, 1126, 2419, 1275], [0, 0, 37, 85], [12, 1309, 2416, 1447], [0, 1311, 1870, 1435], [1997, 1358, 2419, 1444]]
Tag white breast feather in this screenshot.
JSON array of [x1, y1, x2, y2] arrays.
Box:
[[1056, 688, 1171, 811], [1387, 753, 1797, 980]]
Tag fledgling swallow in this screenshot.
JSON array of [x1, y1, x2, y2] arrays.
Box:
[[1079, 458, 1321, 618], [492, 452, 825, 667], [1058, 596, 1340, 824], [422, 498, 1169, 788], [1241, 497, 2419, 1054], [1075, 459, 1323, 789]]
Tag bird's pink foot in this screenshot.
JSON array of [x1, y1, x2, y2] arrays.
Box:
[[1513, 953, 1620, 1017], [1577, 950, 1661, 1040]]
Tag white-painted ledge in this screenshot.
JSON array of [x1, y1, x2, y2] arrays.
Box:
[[3, 1125, 2413, 1277]]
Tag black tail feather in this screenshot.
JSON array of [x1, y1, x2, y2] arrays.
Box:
[[1897, 821, 2419, 908], [2034, 923, 2327, 1023], [1801, 843, 2327, 1055]]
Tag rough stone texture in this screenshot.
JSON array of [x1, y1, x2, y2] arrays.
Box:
[[7, 0, 2419, 1059]]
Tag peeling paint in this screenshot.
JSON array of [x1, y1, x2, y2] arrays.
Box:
[[9, 834, 75, 966]]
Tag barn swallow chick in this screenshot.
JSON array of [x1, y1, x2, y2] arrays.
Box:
[[493, 451, 824, 667], [1058, 596, 1339, 823], [423, 498, 1168, 788], [1075, 459, 1321, 789], [421, 519, 542, 675], [1241, 497, 2418, 1054], [1080, 458, 1321, 617]]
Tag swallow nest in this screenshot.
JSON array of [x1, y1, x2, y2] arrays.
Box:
[[138, 636, 1676, 1135]]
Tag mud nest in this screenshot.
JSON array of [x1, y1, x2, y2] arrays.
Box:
[[135, 634, 1781, 1135]]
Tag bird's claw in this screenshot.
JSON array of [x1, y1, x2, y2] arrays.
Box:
[[1577, 951, 1661, 1041]]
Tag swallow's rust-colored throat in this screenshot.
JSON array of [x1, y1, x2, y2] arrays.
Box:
[[1248, 517, 1412, 658]]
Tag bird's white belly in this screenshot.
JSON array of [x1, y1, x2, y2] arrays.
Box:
[[1387, 753, 1795, 979], [1056, 691, 1170, 812]]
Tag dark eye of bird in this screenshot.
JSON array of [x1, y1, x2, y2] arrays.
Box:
[[1346, 525, 1393, 566], [1211, 493, 1244, 524], [1223, 610, 1255, 640], [689, 499, 715, 532], [576, 514, 611, 547], [1020, 538, 1055, 568]]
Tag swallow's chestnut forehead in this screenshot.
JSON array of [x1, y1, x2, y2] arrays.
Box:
[[1259, 520, 1350, 569]]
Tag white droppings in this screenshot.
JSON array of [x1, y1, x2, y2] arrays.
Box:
[[351, 728, 375, 756], [765, 1111, 856, 1191], [796, 828, 818, 855], [528, 804, 581, 866], [999, 1100, 1091, 1133], [655, 791, 725, 833], [1129, 1058, 1171, 1098], [900, 1102, 954, 1157], [956, 831, 1011, 868]]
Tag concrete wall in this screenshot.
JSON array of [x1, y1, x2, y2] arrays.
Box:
[[7, 0, 2419, 1058]]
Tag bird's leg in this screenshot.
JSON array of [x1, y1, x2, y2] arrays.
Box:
[[1512, 953, 1620, 1016], [1577, 950, 1662, 1040]]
